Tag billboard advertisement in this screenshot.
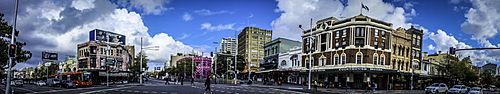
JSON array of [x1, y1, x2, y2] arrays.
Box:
[[42, 51, 58, 61], [89, 29, 126, 45]]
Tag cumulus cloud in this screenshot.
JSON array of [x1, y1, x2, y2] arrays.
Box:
[[113, 0, 172, 15], [428, 29, 499, 66], [461, 0, 500, 47], [200, 22, 235, 31], [182, 12, 193, 21], [71, 0, 96, 11], [272, 0, 419, 40], [194, 9, 233, 16], [427, 44, 435, 51], [0, 0, 194, 69]]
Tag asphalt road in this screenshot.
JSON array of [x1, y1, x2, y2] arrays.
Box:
[[2, 79, 500, 94]]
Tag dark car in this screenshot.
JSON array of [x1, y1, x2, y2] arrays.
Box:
[[61, 80, 76, 88]]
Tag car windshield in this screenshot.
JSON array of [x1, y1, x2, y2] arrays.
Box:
[[430, 83, 439, 87], [452, 85, 463, 88], [471, 88, 480, 91]]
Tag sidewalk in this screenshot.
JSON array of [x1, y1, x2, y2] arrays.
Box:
[[248, 83, 424, 94]]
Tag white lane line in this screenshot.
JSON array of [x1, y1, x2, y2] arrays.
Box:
[[14, 87, 36, 93], [28, 86, 109, 94], [79, 86, 135, 94], [271, 88, 308, 94]]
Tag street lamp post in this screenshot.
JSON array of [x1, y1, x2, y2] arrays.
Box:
[[139, 37, 159, 85], [299, 18, 313, 90], [213, 42, 219, 84], [6, 0, 19, 93], [234, 30, 238, 84]]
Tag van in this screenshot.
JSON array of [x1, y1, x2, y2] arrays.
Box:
[[46, 78, 61, 87]]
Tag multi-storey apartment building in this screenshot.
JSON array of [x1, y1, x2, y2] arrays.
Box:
[[219, 38, 237, 55], [238, 27, 272, 73], [300, 15, 423, 90]]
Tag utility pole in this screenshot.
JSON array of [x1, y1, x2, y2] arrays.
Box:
[[140, 37, 143, 85], [234, 30, 238, 84], [299, 18, 313, 89], [410, 33, 414, 90], [106, 35, 110, 87], [6, 0, 19, 93]]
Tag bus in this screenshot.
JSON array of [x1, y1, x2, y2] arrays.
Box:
[[49, 72, 92, 87]]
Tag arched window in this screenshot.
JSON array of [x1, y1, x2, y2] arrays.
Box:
[[373, 53, 379, 65], [380, 54, 385, 65], [334, 54, 339, 65], [341, 53, 346, 64], [356, 52, 363, 64]]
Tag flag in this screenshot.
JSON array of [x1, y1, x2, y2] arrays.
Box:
[[362, 4, 369, 11]]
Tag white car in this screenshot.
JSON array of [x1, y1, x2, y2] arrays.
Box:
[[426, 83, 449, 94], [448, 85, 468, 94], [468, 87, 481, 94], [36, 81, 46, 86]]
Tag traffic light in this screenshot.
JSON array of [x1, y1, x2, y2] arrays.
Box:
[[210, 52, 213, 57], [449, 47, 456, 55], [9, 44, 16, 57]]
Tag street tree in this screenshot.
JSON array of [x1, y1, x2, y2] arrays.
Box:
[[0, 12, 32, 79], [214, 53, 245, 79], [438, 55, 479, 86], [131, 53, 148, 80]]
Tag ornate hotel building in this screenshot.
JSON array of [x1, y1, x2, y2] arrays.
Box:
[[301, 15, 423, 90]]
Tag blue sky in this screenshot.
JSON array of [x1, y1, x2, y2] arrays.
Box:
[[1, 0, 499, 70]]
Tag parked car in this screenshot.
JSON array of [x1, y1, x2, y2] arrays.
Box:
[[426, 83, 449, 94], [36, 80, 46, 86], [12, 80, 23, 87], [448, 85, 468, 94], [486, 85, 497, 92], [468, 87, 481, 94], [60, 80, 76, 88], [46, 78, 61, 87]]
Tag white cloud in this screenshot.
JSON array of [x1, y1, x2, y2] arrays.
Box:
[[71, 0, 96, 11], [427, 44, 435, 51], [182, 12, 193, 21], [428, 29, 499, 66], [178, 33, 190, 40], [200, 22, 235, 31], [272, 0, 419, 40], [194, 9, 233, 16], [1, 0, 195, 69], [460, 0, 500, 47]]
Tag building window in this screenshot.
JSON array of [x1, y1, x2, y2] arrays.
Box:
[[342, 29, 347, 37], [336, 31, 340, 38], [373, 53, 379, 65], [380, 54, 385, 65], [375, 30, 379, 37], [334, 54, 339, 65], [341, 53, 346, 64], [355, 27, 365, 37], [356, 52, 363, 64]]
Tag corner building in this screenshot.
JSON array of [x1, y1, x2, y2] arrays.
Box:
[[301, 15, 423, 90]]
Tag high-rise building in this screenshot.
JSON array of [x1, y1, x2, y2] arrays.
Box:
[[238, 27, 272, 73], [219, 38, 237, 55]]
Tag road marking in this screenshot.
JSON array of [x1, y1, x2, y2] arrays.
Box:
[[13, 87, 36, 93], [271, 88, 308, 94], [28, 86, 109, 94], [79, 86, 135, 94]]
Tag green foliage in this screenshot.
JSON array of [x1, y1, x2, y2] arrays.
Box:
[[438, 55, 479, 86], [0, 12, 32, 79], [131, 53, 148, 75]]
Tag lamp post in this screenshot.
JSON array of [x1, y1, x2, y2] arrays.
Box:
[[234, 30, 238, 84], [6, 0, 19, 93], [213, 42, 219, 84], [139, 37, 159, 85], [299, 18, 313, 89]]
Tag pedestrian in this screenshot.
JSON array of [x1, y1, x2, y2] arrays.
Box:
[[165, 76, 169, 85], [180, 76, 184, 85], [372, 82, 377, 92], [204, 77, 212, 94], [191, 77, 194, 86]]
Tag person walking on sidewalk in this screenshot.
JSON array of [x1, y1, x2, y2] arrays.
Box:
[[372, 82, 377, 92], [191, 77, 194, 86], [165, 76, 170, 85], [204, 77, 212, 94]]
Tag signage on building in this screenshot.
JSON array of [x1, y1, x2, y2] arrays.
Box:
[[338, 67, 384, 71], [42, 51, 58, 61], [89, 29, 126, 45]]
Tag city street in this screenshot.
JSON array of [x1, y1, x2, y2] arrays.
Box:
[[5, 79, 499, 94]]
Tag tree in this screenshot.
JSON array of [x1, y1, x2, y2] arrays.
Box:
[[0, 13, 32, 79], [480, 71, 495, 85], [131, 53, 148, 79], [214, 53, 245, 79], [438, 55, 479, 86]]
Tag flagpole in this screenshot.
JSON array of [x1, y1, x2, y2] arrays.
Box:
[[360, 2, 363, 15]]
